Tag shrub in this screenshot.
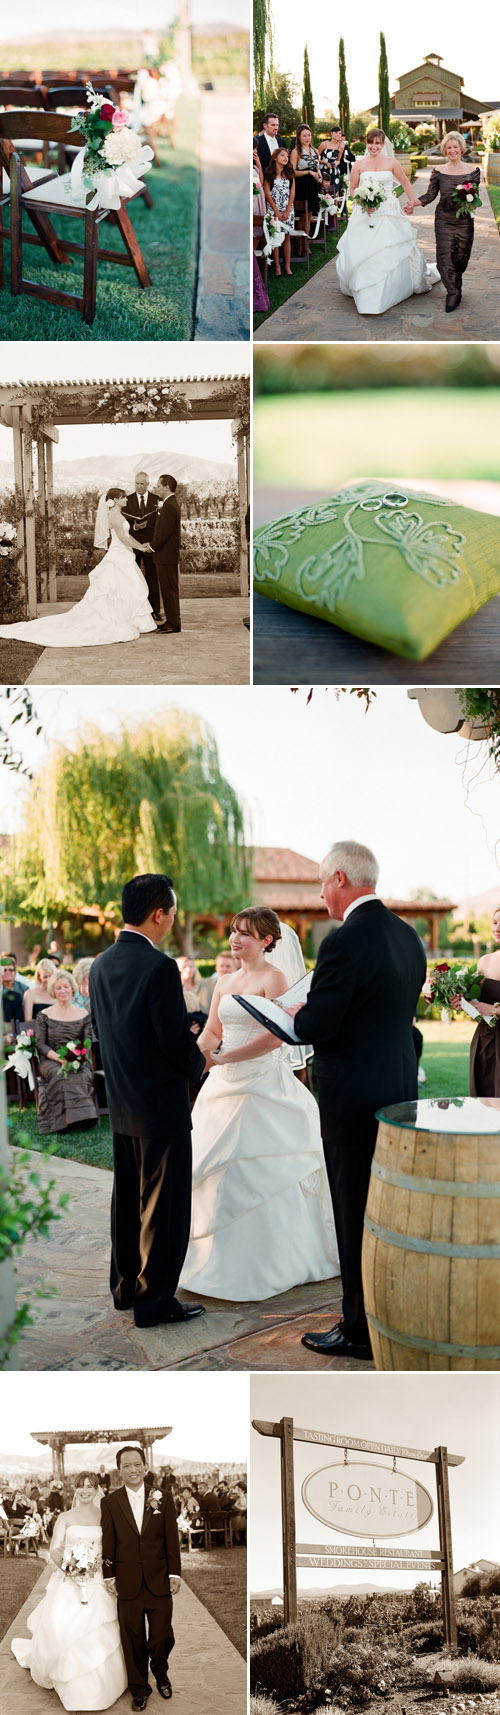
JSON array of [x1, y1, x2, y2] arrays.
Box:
[[415, 1656, 500, 1694], [250, 1608, 341, 1700], [406, 1621, 444, 1653]]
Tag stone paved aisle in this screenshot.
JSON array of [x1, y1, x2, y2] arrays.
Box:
[[195, 89, 250, 341], [13, 1152, 371, 1372], [255, 169, 500, 342], [24, 600, 250, 686], [0, 1559, 245, 1715]]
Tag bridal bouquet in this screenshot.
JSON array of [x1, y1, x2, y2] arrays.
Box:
[[56, 1039, 91, 1077], [62, 1540, 99, 1603], [4, 1029, 37, 1090], [422, 961, 493, 1024], [452, 180, 482, 219], [352, 175, 387, 225], [68, 83, 154, 211]]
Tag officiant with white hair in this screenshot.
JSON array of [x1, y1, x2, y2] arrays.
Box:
[[124, 472, 161, 623]]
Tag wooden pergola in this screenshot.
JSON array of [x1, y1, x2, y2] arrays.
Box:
[[0, 374, 250, 617], [31, 1426, 172, 1480]]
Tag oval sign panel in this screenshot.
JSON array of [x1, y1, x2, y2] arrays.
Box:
[[301, 1462, 433, 1539]]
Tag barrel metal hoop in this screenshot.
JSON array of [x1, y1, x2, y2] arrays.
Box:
[[366, 1312, 500, 1362], [371, 1160, 500, 1198], [364, 1215, 500, 1260]]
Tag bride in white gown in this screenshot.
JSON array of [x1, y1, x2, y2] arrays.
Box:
[[11, 1472, 127, 1711], [180, 909, 339, 1301], [336, 128, 440, 315], [0, 489, 156, 647]]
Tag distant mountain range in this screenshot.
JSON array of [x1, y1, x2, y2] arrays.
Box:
[[1, 1450, 244, 1476], [456, 886, 500, 918], [252, 1585, 403, 1600], [15, 24, 248, 41], [0, 449, 234, 494]]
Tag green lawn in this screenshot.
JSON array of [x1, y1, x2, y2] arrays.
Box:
[[0, 1557, 43, 1641], [0, 640, 42, 685], [9, 1104, 113, 1169], [488, 184, 500, 233], [254, 222, 343, 331], [254, 389, 500, 487], [0, 101, 200, 341], [181, 1544, 246, 1658], [419, 1024, 472, 1099]]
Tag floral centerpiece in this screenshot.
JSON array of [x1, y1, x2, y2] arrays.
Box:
[[68, 83, 154, 211], [422, 961, 495, 1025], [61, 1540, 100, 1603], [0, 521, 16, 559], [4, 1029, 37, 1091], [352, 175, 387, 225], [452, 180, 482, 218], [55, 1039, 91, 1078]]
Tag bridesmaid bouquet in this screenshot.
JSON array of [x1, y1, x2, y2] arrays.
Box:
[[352, 175, 387, 225], [452, 181, 482, 218], [422, 961, 494, 1024], [56, 1039, 91, 1077], [62, 1541, 99, 1603]]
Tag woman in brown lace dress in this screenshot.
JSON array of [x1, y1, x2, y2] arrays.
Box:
[[34, 968, 97, 1134], [411, 131, 480, 312], [469, 908, 500, 1095]]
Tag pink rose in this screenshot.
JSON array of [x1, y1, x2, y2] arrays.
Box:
[[112, 109, 129, 130]]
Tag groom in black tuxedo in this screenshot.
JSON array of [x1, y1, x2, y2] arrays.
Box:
[[289, 840, 426, 1361], [102, 1444, 181, 1710], [152, 475, 182, 634], [89, 873, 209, 1329], [124, 471, 161, 622]]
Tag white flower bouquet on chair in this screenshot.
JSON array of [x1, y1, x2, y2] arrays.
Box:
[[68, 82, 154, 210]]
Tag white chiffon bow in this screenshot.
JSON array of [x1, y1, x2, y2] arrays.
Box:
[[69, 144, 154, 212]]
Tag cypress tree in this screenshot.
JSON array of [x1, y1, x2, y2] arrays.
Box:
[[254, 0, 274, 112], [338, 38, 351, 141], [302, 45, 315, 131], [378, 32, 391, 134]]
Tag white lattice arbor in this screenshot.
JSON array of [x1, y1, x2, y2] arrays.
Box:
[[32, 1426, 172, 1480], [0, 374, 250, 618]]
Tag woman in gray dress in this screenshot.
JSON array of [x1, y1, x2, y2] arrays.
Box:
[[34, 968, 97, 1135]]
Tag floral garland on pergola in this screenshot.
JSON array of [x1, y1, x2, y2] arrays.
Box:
[[3, 379, 250, 437]]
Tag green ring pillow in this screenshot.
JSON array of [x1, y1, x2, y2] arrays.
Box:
[[253, 481, 500, 661]]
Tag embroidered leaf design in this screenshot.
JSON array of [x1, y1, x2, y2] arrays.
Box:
[[254, 503, 339, 583], [296, 532, 365, 613], [375, 510, 465, 586]]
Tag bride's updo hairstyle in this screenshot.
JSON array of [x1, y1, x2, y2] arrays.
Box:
[[442, 131, 466, 157], [105, 488, 127, 503], [366, 128, 386, 145], [230, 907, 281, 953]]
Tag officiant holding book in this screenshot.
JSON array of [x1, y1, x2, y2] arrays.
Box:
[[125, 471, 161, 622]]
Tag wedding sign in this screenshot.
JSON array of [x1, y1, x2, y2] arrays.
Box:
[[301, 1459, 433, 1537]]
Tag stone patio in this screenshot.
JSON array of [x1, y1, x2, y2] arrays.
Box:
[[0, 1557, 245, 1714], [12, 1151, 372, 1373], [23, 600, 250, 686]]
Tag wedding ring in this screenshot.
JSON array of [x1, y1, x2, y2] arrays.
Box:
[[382, 491, 409, 508], [360, 498, 382, 512]]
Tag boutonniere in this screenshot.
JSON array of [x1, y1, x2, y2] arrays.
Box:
[[146, 1489, 163, 1515]]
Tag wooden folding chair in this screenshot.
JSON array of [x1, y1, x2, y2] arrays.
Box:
[[44, 88, 153, 207], [253, 212, 268, 288], [0, 83, 52, 167], [289, 195, 310, 271], [0, 110, 152, 325]]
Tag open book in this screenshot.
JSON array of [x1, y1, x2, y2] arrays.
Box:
[[235, 971, 312, 1045]]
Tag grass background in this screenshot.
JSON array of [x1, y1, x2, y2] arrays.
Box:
[[0, 1558, 42, 1639], [0, 103, 200, 341], [9, 1021, 474, 1170], [254, 224, 342, 331], [254, 389, 500, 487], [181, 1544, 246, 1656]]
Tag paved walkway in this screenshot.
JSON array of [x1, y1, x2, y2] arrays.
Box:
[[255, 168, 500, 341], [13, 1151, 370, 1372], [24, 599, 250, 685], [0, 1558, 245, 1715], [195, 89, 250, 341]]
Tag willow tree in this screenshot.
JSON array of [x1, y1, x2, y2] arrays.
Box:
[[378, 32, 391, 135], [338, 38, 351, 140], [254, 0, 274, 112], [302, 46, 315, 130], [1, 711, 251, 954]]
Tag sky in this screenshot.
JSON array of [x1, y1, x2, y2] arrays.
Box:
[[0, 420, 235, 471], [0, 1372, 248, 1464], [264, 8, 500, 116], [1, 0, 249, 39], [1, 686, 500, 908], [250, 1373, 500, 1592]]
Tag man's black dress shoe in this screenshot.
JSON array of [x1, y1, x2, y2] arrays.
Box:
[[113, 1295, 135, 1312], [301, 1323, 373, 1360], [157, 1678, 173, 1699], [157, 624, 181, 634], [132, 1696, 148, 1711], [134, 1298, 206, 1328]]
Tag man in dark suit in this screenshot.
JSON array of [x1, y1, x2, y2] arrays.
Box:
[[124, 471, 161, 621], [89, 873, 209, 1328], [288, 840, 426, 1361], [102, 1444, 181, 1711], [152, 475, 181, 634], [253, 112, 285, 171]]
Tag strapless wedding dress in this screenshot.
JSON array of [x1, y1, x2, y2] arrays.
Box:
[[336, 170, 440, 314], [11, 1524, 127, 1710], [180, 994, 339, 1300], [0, 524, 156, 646]]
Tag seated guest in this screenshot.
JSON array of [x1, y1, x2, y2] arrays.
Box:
[[176, 956, 208, 1036], [1, 957, 25, 1036], [197, 951, 238, 1013], [253, 148, 266, 216], [4, 953, 30, 995], [24, 958, 57, 1021], [290, 124, 322, 217], [318, 125, 356, 192], [72, 957, 95, 1010], [264, 149, 295, 276], [34, 968, 97, 1136], [253, 112, 285, 172]]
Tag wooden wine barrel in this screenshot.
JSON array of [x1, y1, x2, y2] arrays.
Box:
[[482, 151, 500, 187], [361, 1103, 500, 1370]]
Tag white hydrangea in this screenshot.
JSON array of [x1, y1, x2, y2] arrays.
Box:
[[102, 127, 142, 166]]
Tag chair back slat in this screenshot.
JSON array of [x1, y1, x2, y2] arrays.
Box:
[[45, 85, 110, 108], [0, 111, 86, 144], [0, 86, 48, 107]]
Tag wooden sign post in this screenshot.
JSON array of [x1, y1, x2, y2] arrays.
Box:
[[253, 1419, 464, 1648]]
